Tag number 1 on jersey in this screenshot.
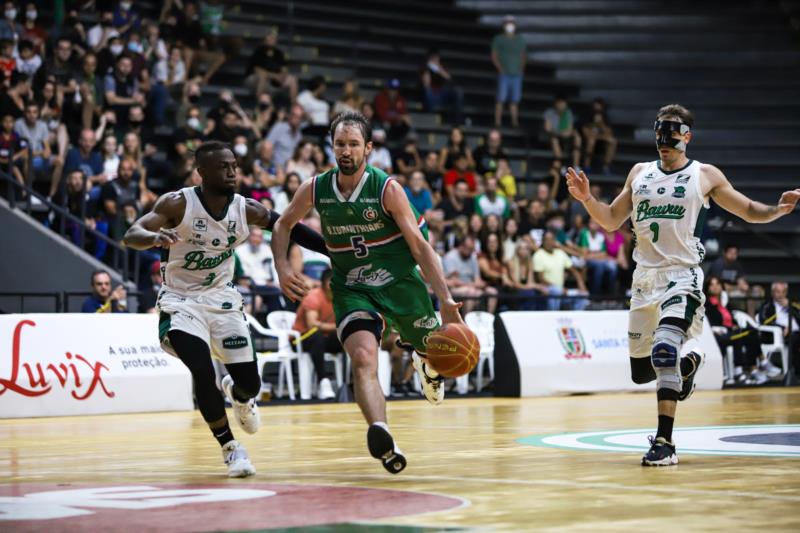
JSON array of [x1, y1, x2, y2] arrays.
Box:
[[201, 273, 216, 286], [649, 222, 660, 243]]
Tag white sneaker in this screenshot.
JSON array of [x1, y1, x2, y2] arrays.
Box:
[[221, 440, 256, 478], [412, 353, 444, 405], [749, 370, 769, 385], [221, 374, 260, 434], [318, 377, 335, 400], [760, 359, 782, 379]]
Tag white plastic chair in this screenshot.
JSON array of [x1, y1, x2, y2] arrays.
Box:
[[734, 310, 788, 376], [246, 313, 300, 400], [454, 311, 495, 394], [265, 310, 321, 400]]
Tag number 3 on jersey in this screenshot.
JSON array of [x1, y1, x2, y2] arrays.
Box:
[[649, 222, 660, 243], [351, 235, 369, 258]]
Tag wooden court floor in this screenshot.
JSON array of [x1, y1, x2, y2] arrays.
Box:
[[2, 388, 800, 532]]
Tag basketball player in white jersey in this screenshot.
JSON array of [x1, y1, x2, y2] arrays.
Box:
[[566, 104, 799, 466], [123, 141, 328, 477]]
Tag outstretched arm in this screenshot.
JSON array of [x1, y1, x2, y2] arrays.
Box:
[[384, 180, 464, 325], [270, 180, 315, 301], [122, 192, 183, 250], [704, 164, 800, 223], [566, 165, 639, 231], [245, 198, 328, 256]]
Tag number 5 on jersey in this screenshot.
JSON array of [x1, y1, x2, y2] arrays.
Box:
[[351, 235, 369, 258]]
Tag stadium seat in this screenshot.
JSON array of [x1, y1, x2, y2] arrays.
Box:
[[246, 313, 300, 400]]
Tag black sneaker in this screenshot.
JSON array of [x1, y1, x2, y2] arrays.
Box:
[[641, 436, 678, 466], [367, 424, 407, 474], [679, 350, 705, 401]]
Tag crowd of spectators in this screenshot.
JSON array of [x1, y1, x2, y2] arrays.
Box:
[[4, 4, 796, 390]]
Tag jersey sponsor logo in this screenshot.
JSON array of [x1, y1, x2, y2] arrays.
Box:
[[413, 316, 438, 329], [635, 200, 686, 222], [672, 186, 686, 198], [644, 173, 655, 180], [362, 207, 378, 221], [221, 336, 249, 349], [319, 198, 336, 204], [635, 184, 651, 196], [325, 220, 386, 236], [675, 173, 691, 184], [657, 187, 666, 194], [193, 218, 208, 232], [345, 264, 394, 287], [360, 197, 379, 203], [661, 295, 683, 310], [628, 331, 642, 340], [227, 221, 237, 233], [181, 249, 234, 271]]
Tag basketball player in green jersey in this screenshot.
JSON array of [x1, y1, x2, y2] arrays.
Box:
[[566, 104, 799, 466], [272, 111, 464, 474]]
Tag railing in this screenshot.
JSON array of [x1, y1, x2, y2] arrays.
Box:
[[1, 161, 139, 288], [0, 291, 142, 313]]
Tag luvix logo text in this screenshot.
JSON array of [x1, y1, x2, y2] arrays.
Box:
[[0, 320, 114, 400]]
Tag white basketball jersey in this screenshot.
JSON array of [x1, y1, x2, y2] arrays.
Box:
[[161, 187, 250, 294], [630, 160, 708, 268]]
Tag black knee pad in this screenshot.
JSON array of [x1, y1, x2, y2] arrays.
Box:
[[226, 361, 261, 400], [339, 310, 383, 345], [630, 356, 656, 384]]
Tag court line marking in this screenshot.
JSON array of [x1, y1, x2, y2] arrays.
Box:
[[275, 472, 800, 503]]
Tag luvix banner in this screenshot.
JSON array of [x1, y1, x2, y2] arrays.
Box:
[[0, 314, 193, 418]]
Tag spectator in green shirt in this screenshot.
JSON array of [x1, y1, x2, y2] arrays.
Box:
[[475, 175, 511, 219], [491, 15, 526, 128], [577, 218, 618, 295]]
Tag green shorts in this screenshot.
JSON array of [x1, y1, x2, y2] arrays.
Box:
[[332, 269, 439, 353]]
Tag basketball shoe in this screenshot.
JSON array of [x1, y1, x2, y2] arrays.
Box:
[[641, 436, 678, 466], [367, 424, 407, 474], [221, 374, 260, 434], [678, 350, 704, 401], [412, 353, 444, 405], [222, 440, 256, 477]]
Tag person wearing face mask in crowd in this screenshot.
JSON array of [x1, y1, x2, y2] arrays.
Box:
[[113, 0, 141, 37], [491, 15, 526, 128], [0, 2, 23, 44], [88, 10, 120, 52], [21, 3, 46, 55]]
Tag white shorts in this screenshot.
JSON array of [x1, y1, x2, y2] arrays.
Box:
[[156, 286, 255, 365], [628, 266, 705, 358]]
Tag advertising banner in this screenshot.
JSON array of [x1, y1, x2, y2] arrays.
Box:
[[0, 314, 193, 418]]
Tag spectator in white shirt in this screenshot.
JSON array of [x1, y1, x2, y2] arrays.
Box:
[[443, 235, 498, 314], [236, 227, 282, 312], [367, 129, 393, 173], [297, 75, 330, 137]]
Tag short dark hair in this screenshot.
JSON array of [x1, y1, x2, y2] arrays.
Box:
[[329, 110, 371, 144], [657, 104, 694, 128], [308, 75, 326, 92], [321, 268, 333, 285], [195, 141, 232, 165], [18, 39, 33, 52], [91, 269, 110, 284], [724, 243, 738, 251]]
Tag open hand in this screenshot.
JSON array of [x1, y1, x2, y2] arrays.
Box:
[[154, 228, 180, 247], [565, 167, 591, 202], [777, 188, 800, 215], [278, 270, 310, 302], [439, 298, 465, 326]]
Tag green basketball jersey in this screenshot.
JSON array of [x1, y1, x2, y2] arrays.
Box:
[[313, 165, 427, 291]]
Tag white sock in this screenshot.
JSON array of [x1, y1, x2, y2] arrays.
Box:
[[372, 421, 389, 432]]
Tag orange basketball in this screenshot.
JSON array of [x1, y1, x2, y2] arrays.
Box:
[[424, 323, 480, 378]]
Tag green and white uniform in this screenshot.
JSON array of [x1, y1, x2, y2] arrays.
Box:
[[313, 165, 439, 352], [157, 187, 255, 364], [628, 160, 708, 357]]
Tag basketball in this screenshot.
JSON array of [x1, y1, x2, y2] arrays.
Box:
[[424, 323, 480, 378]]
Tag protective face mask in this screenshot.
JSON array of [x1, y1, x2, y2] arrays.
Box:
[[187, 117, 202, 130], [504, 23, 515, 34], [233, 144, 248, 157], [110, 44, 124, 56], [5, 9, 17, 20], [127, 42, 143, 54], [120, 2, 132, 11], [26, 10, 37, 20]]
